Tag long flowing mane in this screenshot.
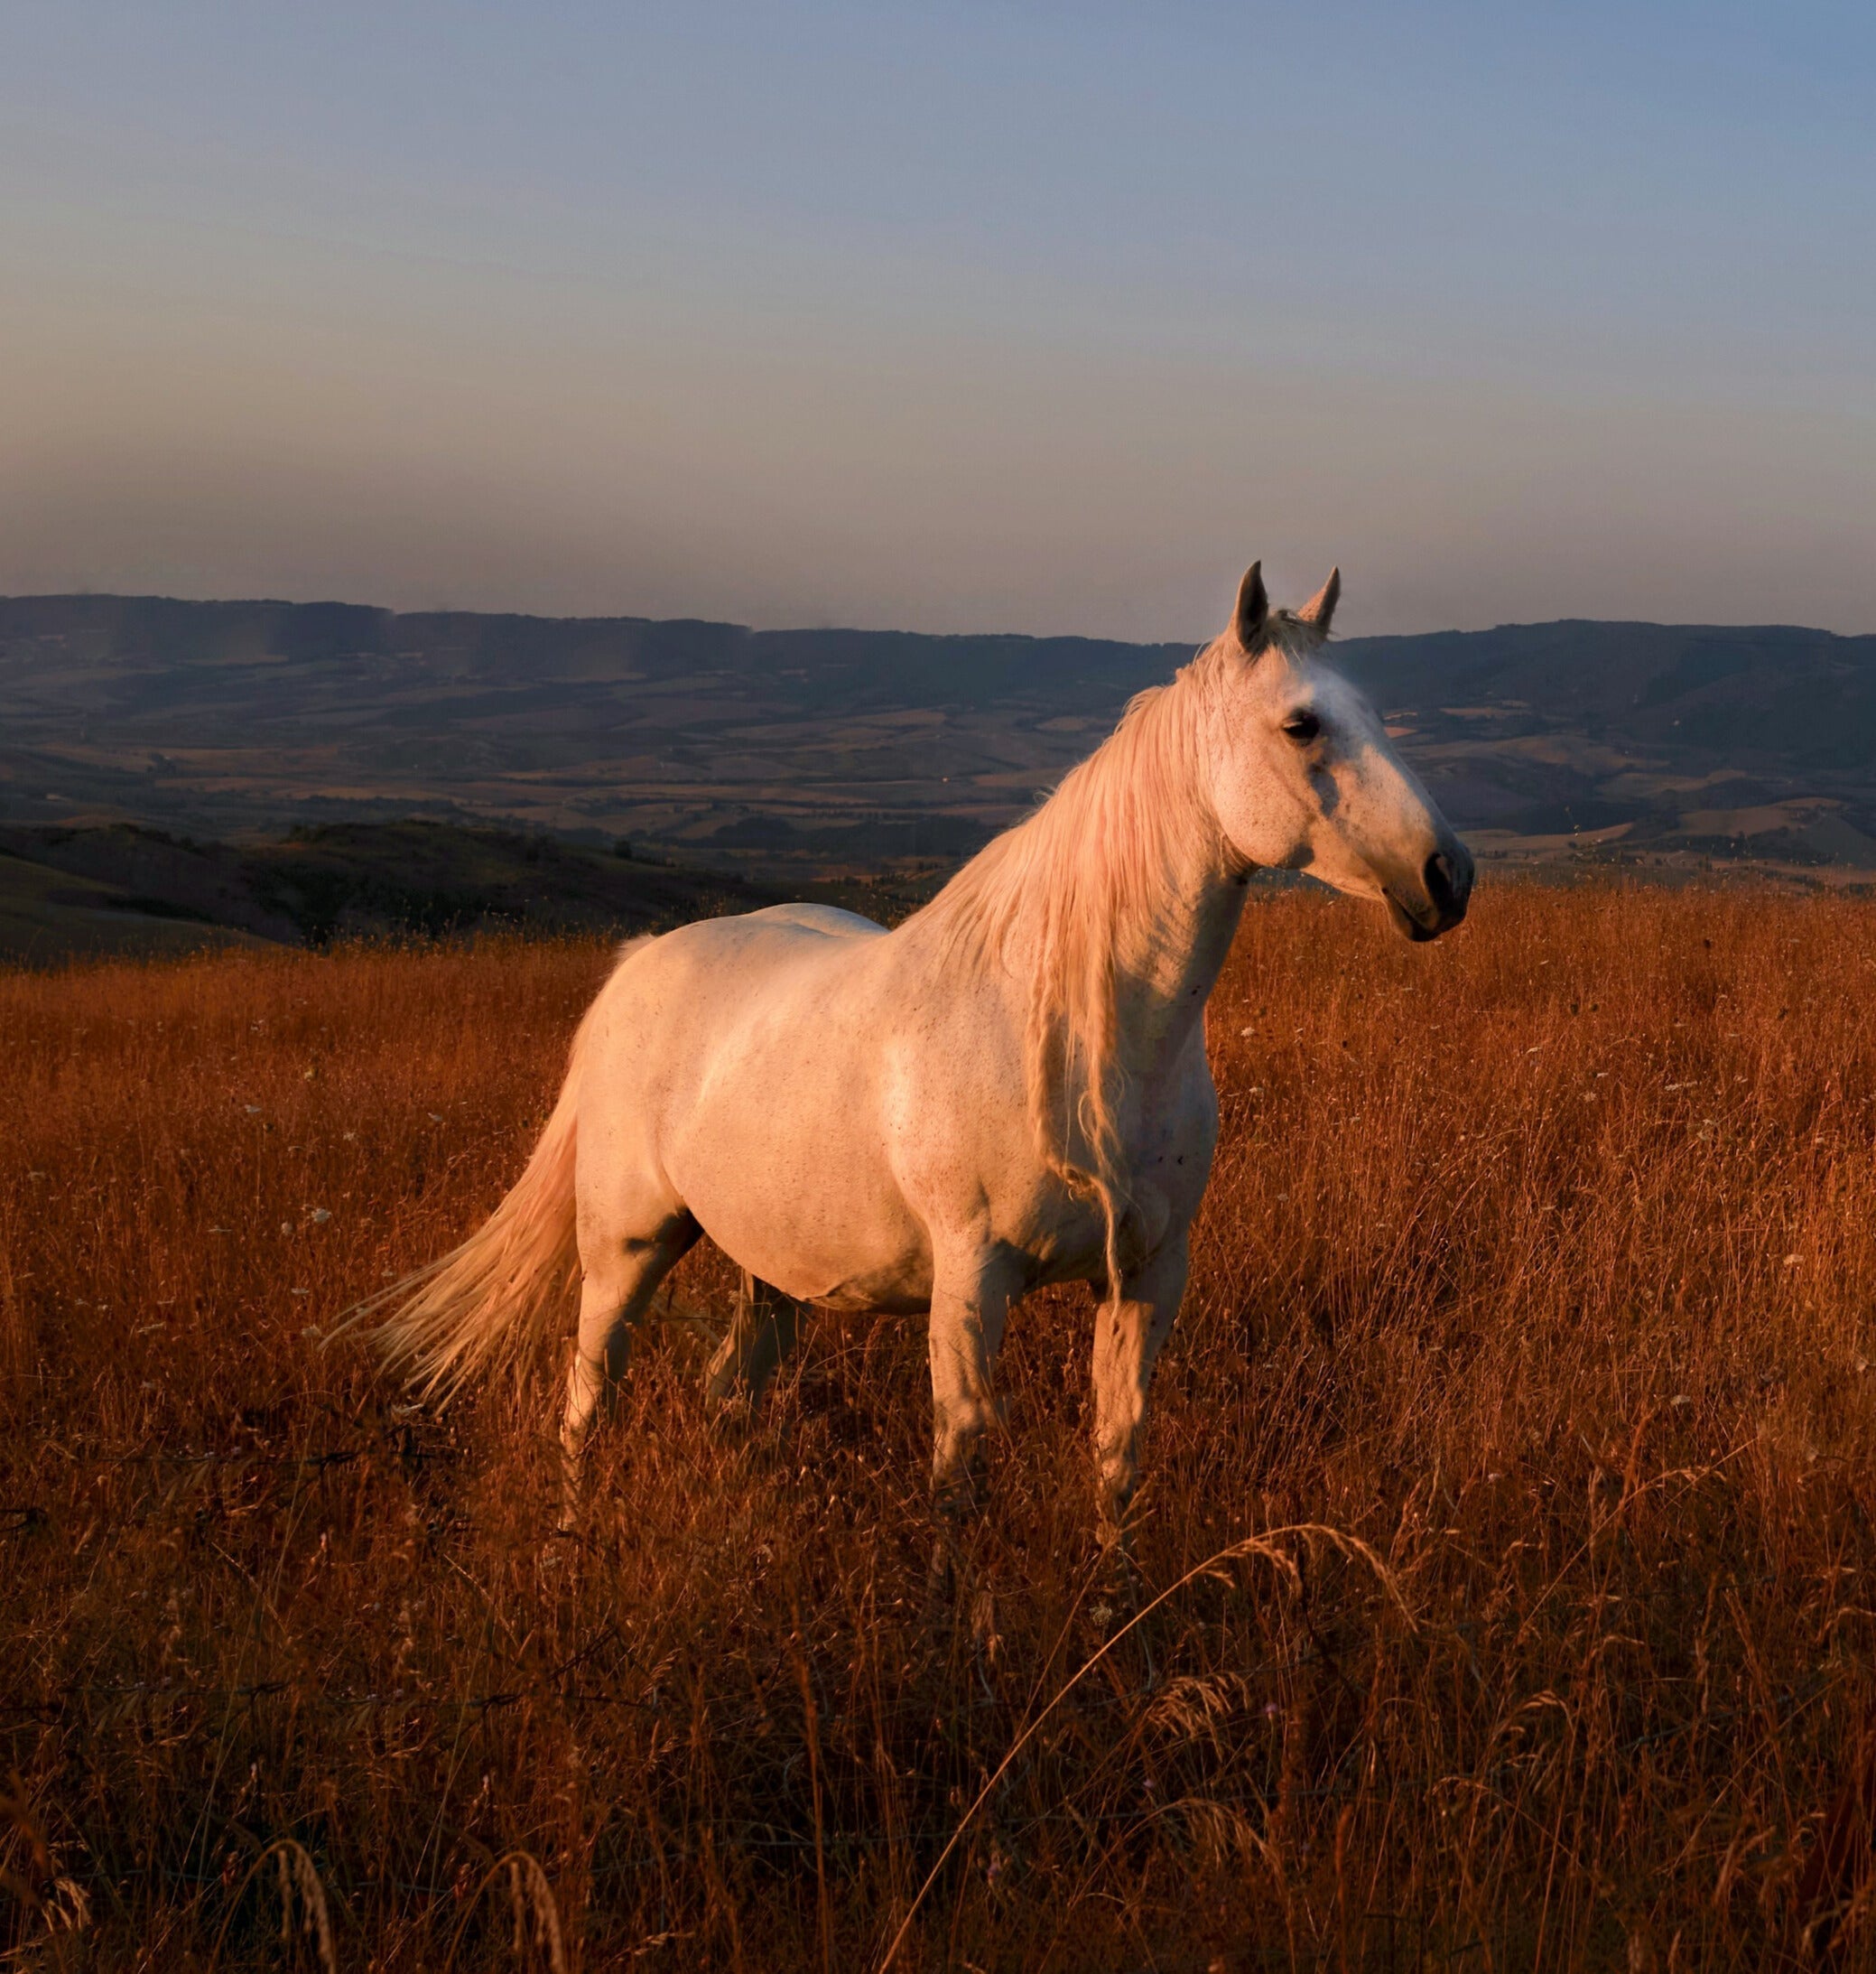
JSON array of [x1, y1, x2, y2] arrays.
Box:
[[916, 655, 1217, 1281], [912, 616, 1321, 1289]]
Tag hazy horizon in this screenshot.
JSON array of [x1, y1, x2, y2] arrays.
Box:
[[4, 2, 1873, 643], [6, 582, 1876, 652]]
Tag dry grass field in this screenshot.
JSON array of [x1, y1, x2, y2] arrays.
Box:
[[7, 884, 1876, 1969]]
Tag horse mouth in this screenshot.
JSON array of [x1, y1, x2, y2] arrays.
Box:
[[1384, 850, 1472, 942], [1384, 889, 1443, 943]]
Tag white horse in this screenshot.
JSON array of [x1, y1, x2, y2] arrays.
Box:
[[366, 563, 1471, 1533]]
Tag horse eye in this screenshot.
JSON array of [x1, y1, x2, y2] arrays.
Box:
[[1282, 712, 1321, 744]]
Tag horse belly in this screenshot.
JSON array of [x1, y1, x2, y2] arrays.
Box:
[[663, 1005, 933, 1312], [678, 1126, 933, 1310]]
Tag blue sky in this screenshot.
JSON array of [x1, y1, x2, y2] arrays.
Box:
[[1, 2, 1871, 637]]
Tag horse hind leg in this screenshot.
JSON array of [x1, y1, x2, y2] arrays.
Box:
[[704, 1270, 802, 1415], [560, 1206, 699, 1525]]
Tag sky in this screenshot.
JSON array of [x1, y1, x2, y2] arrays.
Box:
[[1, 1, 1872, 641]]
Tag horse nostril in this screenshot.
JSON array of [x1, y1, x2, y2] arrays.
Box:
[[1425, 852, 1464, 918]]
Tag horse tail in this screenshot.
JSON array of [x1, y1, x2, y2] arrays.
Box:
[[346, 948, 632, 1403]]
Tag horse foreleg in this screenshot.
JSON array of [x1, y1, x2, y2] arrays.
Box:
[[704, 1270, 801, 1414], [560, 1210, 697, 1526], [926, 1250, 1021, 1510], [1091, 1231, 1190, 1550], [923, 1250, 1022, 1643]]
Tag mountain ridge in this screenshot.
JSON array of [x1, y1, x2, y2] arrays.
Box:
[[5, 591, 1875, 886]]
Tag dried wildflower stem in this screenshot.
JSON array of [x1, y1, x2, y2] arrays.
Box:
[[877, 1522, 1409, 1972]]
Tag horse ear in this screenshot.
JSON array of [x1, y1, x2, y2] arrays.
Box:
[[1232, 563, 1268, 651], [1296, 565, 1341, 637]]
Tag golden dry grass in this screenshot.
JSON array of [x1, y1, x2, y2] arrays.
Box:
[[5, 885, 1876, 1969]]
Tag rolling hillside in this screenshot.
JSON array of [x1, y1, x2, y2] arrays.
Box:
[[3, 595, 1874, 899], [0, 820, 785, 965]]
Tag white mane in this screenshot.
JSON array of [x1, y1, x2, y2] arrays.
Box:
[[915, 616, 1325, 1285]]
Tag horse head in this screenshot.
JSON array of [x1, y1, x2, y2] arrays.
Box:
[[1199, 561, 1472, 940]]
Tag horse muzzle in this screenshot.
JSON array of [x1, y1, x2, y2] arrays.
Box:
[[1383, 843, 1473, 943]]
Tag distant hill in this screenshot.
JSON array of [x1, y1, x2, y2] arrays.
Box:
[[4, 592, 1874, 887], [1330, 619, 1876, 862], [0, 819, 786, 965]]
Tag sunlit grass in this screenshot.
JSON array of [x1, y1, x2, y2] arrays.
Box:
[[5, 887, 1876, 1968]]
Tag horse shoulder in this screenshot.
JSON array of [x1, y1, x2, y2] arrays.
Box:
[[867, 941, 1029, 1199]]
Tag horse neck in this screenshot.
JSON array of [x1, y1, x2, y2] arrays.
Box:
[[1026, 666, 1246, 1078], [1099, 768, 1247, 1079], [915, 662, 1249, 1189]]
